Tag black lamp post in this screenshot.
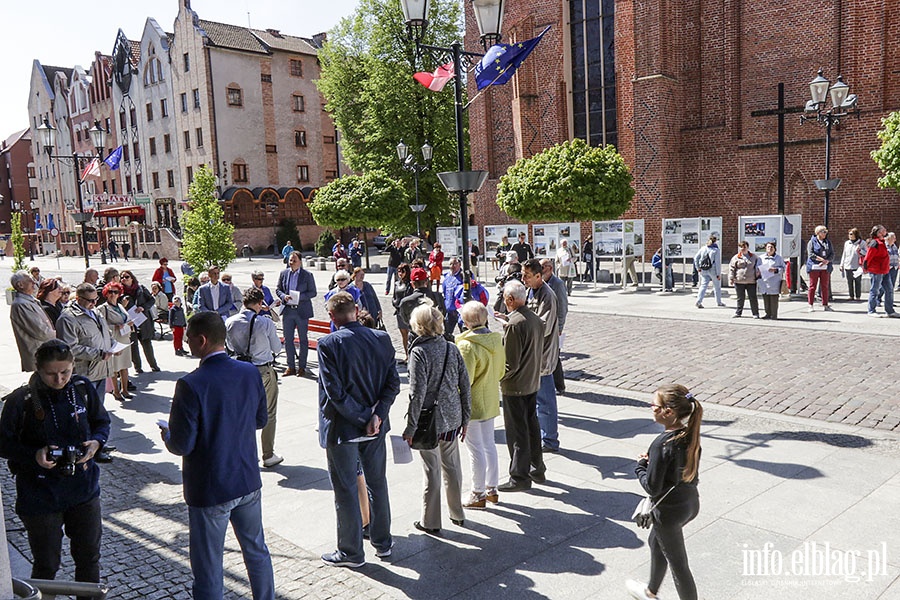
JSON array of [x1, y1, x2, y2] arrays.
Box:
[[37, 118, 107, 268], [400, 0, 503, 299], [800, 69, 859, 229], [397, 140, 432, 237]]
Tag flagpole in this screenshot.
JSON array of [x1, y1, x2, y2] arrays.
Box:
[[463, 69, 509, 110], [452, 41, 473, 302]]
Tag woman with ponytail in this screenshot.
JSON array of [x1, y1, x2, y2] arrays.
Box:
[[627, 383, 702, 600]]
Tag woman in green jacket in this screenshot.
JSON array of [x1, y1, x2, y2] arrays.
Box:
[[456, 301, 506, 508]]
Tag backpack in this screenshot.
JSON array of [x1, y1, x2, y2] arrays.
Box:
[[698, 250, 713, 271]]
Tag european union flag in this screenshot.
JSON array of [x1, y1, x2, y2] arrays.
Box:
[[104, 146, 123, 171], [474, 26, 550, 91], [783, 216, 794, 235]]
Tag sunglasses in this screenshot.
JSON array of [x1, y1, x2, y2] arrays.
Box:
[[121, 275, 132, 280], [79, 296, 99, 305], [222, 278, 232, 283]]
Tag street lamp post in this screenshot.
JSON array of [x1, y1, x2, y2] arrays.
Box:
[[400, 0, 504, 300], [397, 140, 432, 237], [36, 118, 107, 268], [800, 69, 859, 229]]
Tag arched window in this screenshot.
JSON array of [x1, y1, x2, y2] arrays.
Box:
[[143, 45, 163, 86]]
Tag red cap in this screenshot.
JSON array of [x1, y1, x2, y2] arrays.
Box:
[[410, 268, 428, 282]]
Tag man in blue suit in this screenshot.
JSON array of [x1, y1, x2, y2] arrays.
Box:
[[196, 265, 233, 319], [161, 312, 274, 599], [318, 292, 400, 568], [276, 251, 317, 377]]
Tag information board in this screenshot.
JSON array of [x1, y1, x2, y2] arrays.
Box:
[[436, 226, 480, 259], [532, 222, 582, 260], [662, 217, 723, 259], [737, 214, 802, 259], [592, 220, 645, 258]]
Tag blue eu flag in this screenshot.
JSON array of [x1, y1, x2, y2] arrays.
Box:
[[104, 146, 123, 171], [474, 26, 550, 91]]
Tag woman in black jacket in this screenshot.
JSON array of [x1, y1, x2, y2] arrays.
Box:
[[392, 263, 413, 358], [36, 279, 64, 326], [627, 384, 702, 600], [120, 270, 160, 373]]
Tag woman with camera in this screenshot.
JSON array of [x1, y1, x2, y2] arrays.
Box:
[[0, 339, 111, 590]]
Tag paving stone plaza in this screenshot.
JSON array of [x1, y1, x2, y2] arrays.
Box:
[[2, 255, 899, 599]]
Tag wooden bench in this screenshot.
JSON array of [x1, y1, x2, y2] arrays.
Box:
[[279, 318, 332, 351]]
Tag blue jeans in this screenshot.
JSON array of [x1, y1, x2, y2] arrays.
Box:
[[325, 438, 393, 562], [536, 374, 559, 450], [281, 310, 309, 371], [187, 489, 274, 600], [869, 273, 895, 314], [385, 266, 398, 294], [695, 272, 722, 305], [879, 268, 898, 300]]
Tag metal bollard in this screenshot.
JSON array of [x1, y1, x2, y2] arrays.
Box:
[[25, 579, 108, 600]]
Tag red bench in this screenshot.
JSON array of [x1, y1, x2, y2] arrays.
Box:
[[280, 318, 332, 351]]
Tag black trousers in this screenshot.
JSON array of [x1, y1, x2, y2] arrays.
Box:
[[648, 493, 700, 600], [131, 335, 159, 371], [734, 283, 759, 316], [502, 393, 544, 484], [845, 270, 862, 299], [20, 496, 102, 600], [553, 356, 565, 392], [762, 294, 779, 319]]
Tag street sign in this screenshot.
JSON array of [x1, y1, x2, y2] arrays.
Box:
[[50, 228, 59, 237], [72, 212, 93, 224]]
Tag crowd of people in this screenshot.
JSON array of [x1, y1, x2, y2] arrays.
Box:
[[8, 223, 900, 598]]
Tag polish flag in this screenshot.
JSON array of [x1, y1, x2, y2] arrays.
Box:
[[80, 158, 101, 180], [413, 62, 455, 92]]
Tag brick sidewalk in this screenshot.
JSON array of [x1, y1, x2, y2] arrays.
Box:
[[558, 311, 900, 431], [1, 460, 394, 599]]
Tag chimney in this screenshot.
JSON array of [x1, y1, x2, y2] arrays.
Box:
[[266, 28, 282, 38]]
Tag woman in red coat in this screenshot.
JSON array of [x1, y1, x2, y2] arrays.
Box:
[[151, 258, 178, 301]]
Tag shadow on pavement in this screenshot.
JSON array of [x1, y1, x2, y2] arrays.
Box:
[[272, 464, 332, 491]]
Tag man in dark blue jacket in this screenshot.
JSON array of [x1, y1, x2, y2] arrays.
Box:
[[318, 292, 400, 568], [162, 312, 274, 600], [276, 250, 317, 377]]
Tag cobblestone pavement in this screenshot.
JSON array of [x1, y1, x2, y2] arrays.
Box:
[[555, 311, 900, 432], [1, 460, 394, 599]]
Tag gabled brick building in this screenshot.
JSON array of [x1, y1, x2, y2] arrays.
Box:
[[465, 0, 900, 254]]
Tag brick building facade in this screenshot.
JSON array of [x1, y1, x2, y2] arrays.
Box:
[[466, 0, 900, 257]]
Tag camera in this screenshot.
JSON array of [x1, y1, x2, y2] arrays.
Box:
[[48, 445, 85, 476]]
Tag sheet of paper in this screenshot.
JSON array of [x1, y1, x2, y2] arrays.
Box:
[[289, 290, 301, 305], [390, 435, 413, 464], [759, 266, 780, 281], [127, 307, 147, 327], [110, 341, 129, 354]]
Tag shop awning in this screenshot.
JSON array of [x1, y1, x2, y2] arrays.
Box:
[[93, 206, 146, 219]]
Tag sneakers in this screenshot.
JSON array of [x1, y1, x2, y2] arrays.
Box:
[[695, 302, 703, 309], [868, 312, 884, 318], [464, 492, 487, 509], [823, 305, 834, 312], [889, 312, 900, 319], [717, 303, 727, 307], [321, 551, 364, 568], [262, 454, 284, 468], [808, 306, 815, 312], [625, 580, 659, 599], [497, 479, 531, 492], [375, 541, 394, 558]]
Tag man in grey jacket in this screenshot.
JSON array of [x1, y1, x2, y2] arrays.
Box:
[[497, 279, 544, 492], [56, 283, 113, 398], [522, 259, 560, 453], [541, 259, 569, 393], [9, 271, 56, 372]]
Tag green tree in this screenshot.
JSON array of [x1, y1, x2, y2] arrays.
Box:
[[316, 0, 463, 234], [872, 111, 900, 191], [276, 219, 302, 252], [496, 139, 635, 223], [10, 212, 26, 272], [179, 164, 236, 271], [310, 170, 408, 232], [315, 230, 337, 258]]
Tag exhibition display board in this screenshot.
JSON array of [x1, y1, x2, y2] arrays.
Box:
[[483, 224, 528, 258], [532, 222, 582, 260], [436, 226, 481, 259], [738, 214, 803, 259], [662, 218, 723, 260], [592, 220, 645, 258]]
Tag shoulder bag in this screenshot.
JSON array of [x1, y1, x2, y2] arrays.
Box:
[[410, 341, 451, 450], [632, 483, 679, 529]]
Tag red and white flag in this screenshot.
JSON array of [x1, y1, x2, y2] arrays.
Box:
[[413, 62, 455, 92], [80, 158, 101, 180]]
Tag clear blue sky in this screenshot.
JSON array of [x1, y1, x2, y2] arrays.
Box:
[[0, 0, 359, 140]]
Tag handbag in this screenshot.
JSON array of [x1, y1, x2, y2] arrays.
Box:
[[631, 483, 678, 529], [410, 342, 451, 450]]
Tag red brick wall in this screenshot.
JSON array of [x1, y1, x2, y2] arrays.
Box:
[[467, 0, 900, 256]]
